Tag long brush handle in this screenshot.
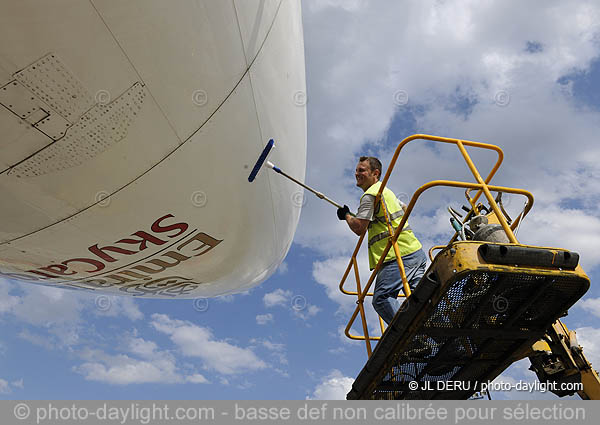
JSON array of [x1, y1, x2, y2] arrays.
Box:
[[275, 168, 343, 209], [247, 141, 353, 214], [267, 162, 354, 215]]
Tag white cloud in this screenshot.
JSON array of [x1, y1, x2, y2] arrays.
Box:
[[0, 376, 23, 394], [312, 256, 389, 345], [277, 262, 289, 275], [74, 335, 184, 385], [517, 205, 600, 271], [151, 314, 267, 375], [294, 304, 321, 321], [254, 339, 285, 353], [328, 346, 347, 355], [578, 298, 600, 319], [216, 295, 235, 303], [574, 326, 600, 370], [251, 338, 288, 366], [11, 379, 24, 390], [186, 374, 209, 384], [236, 380, 254, 390], [0, 378, 10, 394], [4, 284, 87, 347], [304, 304, 321, 317], [307, 369, 354, 400], [18, 329, 56, 350], [127, 337, 159, 359], [263, 289, 292, 308], [312, 255, 381, 328], [8, 285, 83, 326], [1, 281, 145, 350], [256, 313, 274, 325], [2, 280, 143, 327], [332, 324, 362, 349], [0, 280, 19, 314], [93, 296, 143, 321], [312, 256, 363, 314], [73, 334, 213, 386], [75, 355, 179, 385], [263, 289, 321, 322], [307, 0, 367, 13]]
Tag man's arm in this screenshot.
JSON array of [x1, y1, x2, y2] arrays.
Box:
[[345, 215, 369, 236], [338, 193, 374, 236]]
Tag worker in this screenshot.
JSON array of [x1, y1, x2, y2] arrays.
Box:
[[337, 156, 427, 324]]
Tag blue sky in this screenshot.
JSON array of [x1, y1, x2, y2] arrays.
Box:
[[3, 0, 600, 400]]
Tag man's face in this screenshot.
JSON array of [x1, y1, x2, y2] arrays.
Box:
[[355, 160, 379, 191]]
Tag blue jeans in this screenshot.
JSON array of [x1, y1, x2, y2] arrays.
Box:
[[372, 249, 427, 325]]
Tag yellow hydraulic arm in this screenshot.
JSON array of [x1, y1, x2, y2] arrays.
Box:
[[526, 320, 600, 399]]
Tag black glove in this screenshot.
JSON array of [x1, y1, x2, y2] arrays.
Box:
[[337, 205, 350, 220]]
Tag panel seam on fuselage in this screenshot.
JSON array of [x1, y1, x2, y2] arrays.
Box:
[[88, 0, 183, 147]]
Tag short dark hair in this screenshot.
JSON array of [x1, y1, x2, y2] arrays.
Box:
[[359, 156, 382, 178]]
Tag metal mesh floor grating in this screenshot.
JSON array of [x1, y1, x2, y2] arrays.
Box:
[[347, 243, 590, 400]]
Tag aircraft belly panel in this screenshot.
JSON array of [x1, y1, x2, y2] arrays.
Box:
[[0, 0, 139, 101], [14, 53, 94, 121], [9, 82, 147, 177], [0, 80, 181, 242], [0, 75, 281, 298], [90, 0, 249, 143], [0, 103, 51, 169]]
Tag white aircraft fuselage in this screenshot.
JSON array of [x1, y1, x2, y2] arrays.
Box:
[[0, 0, 307, 297]]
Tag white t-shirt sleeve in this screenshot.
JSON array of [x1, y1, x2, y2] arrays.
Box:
[[356, 194, 376, 221]]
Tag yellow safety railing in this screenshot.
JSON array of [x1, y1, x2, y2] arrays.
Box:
[[339, 134, 534, 356]]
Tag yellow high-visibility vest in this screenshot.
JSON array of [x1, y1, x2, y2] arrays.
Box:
[[361, 181, 422, 270]]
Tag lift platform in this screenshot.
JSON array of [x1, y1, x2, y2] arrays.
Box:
[[340, 134, 595, 400], [346, 241, 589, 399]]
